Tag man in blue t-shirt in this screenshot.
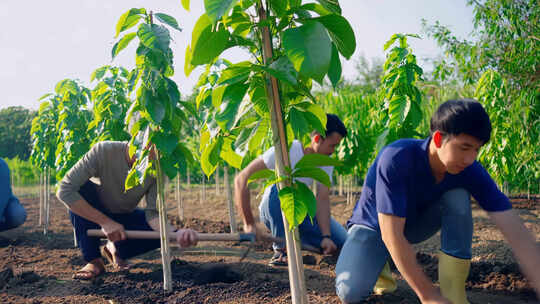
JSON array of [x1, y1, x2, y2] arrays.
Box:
[[335, 100, 540, 304]]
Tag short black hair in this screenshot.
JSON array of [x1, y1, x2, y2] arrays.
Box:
[[320, 113, 347, 138], [430, 99, 491, 143]]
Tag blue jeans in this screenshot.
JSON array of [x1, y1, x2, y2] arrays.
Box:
[[335, 188, 473, 303], [259, 185, 348, 251], [0, 197, 26, 231], [70, 181, 160, 262]]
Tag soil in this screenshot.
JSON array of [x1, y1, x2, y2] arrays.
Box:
[[0, 186, 538, 303]]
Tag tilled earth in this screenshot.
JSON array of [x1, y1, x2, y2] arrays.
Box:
[[0, 187, 538, 303]]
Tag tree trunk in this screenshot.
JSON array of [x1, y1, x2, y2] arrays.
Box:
[[258, 3, 307, 303], [339, 175, 343, 196], [177, 174, 183, 221], [43, 167, 49, 235]]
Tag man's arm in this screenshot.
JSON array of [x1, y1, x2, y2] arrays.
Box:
[[0, 160, 12, 221], [69, 199, 126, 242], [234, 158, 267, 234], [489, 209, 540, 296], [315, 183, 336, 254], [379, 213, 450, 304]]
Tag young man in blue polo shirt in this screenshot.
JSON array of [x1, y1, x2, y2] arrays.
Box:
[[335, 100, 540, 304]]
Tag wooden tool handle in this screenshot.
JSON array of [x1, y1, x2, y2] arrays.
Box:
[[87, 229, 253, 242]]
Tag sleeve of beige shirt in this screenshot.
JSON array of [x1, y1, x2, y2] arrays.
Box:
[[56, 143, 101, 208], [143, 181, 159, 223]]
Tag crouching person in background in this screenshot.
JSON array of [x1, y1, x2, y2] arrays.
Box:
[[0, 158, 27, 232], [57, 141, 198, 280]]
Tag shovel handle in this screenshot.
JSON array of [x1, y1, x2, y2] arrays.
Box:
[[87, 229, 255, 242]]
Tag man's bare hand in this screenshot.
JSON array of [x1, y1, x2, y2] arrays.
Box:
[[320, 237, 337, 254], [176, 229, 198, 248], [101, 220, 126, 242]]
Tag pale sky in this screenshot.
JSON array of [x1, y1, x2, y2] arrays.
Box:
[[0, 1, 474, 110]]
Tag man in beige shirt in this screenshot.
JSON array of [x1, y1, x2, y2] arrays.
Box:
[[57, 141, 197, 280]]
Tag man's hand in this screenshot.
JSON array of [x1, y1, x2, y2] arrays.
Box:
[[176, 229, 198, 248], [320, 237, 337, 254], [244, 223, 268, 241], [101, 220, 126, 242]]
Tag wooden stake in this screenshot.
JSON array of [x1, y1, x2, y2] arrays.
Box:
[[258, 3, 307, 303], [215, 165, 220, 195], [39, 171, 43, 226], [177, 174, 184, 221], [155, 150, 173, 291], [224, 166, 237, 233]]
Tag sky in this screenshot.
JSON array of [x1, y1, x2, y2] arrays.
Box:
[[0, 1, 475, 110]]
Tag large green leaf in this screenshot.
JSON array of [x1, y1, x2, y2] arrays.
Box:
[[155, 13, 182, 31], [204, 0, 238, 23], [184, 45, 195, 76], [137, 24, 170, 53], [282, 21, 332, 83], [217, 61, 252, 85], [215, 83, 249, 130], [191, 15, 229, 65], [315, 0, 341, 14], [289, 107, 309, 140], [201, 137, 223, 176], [112, 33, 137, 59], [181, 0, 190, 11], [327, 43, 342, 87], [247, 168, 275, 183], [220, 137, 242, 168], [115, 8, 145, 37], [152, 132, 178, 155], [292, 167, 331, 188], [279, 186, 308, 229], [264, 56, 298, 86], [388, 95, 409, 128], [315, 14, 355, 59], [295, 181, 317, 218], [295, 153, 341, 169]]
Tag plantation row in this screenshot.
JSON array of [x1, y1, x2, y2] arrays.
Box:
[[25, 0, 539, 300]]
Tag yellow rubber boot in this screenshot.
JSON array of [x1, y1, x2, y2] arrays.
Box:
[[438, 251, 470, 304], [373, 261, 397, 295]]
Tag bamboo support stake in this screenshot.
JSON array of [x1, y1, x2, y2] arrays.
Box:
[[43, 167, 49, 235], [258, 3, 307, 303], [155, 150, 173, 291], [215, 165, 220, 195], [177, 174, 184, 221], [39, 171, 43, 226], [224, 166, 237, 233]]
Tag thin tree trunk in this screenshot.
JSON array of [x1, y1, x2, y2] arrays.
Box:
[[155, 151, 172, 291], [201, 173, 206, 205], [43, 167, 49, 235], [224, 166, 237, 233], [258, 3, 306, 303]]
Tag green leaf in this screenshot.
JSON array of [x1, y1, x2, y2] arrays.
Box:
[[295, 181, 317, 218], [327, 43, 341, 88], [184, 45, 195, 76], [215, 83, 249, 130], [38, 93, 52, 101], [204, 0, 238, 23], [292, 167, 331, 188], [289, 107, 309, 140], [295, 153, 341, 169], [137, 24, 170, 53], [315, 0, 341, 14], [279, 186, 308, 229], [211, 85, 226, 108], [146, 98, 166, 124], [282, 21, 332, 84], [301, 3, 332, 16], [152, 132, 178, 155], [191, 15, 230, 65], [217, 61, 252, 85], [247, 168, 275, 183], [125, 167, 140, 190], [112, 32, 137, 59], [315, 14, 355, 59], [220, 137, 242, 168], [155, 13, 182, 31], [116, 8, 145, 37], [388, 95, 409, 128], [264, 56, 298, 86], [383, 34, 401, 51], [181, 0, 190, 11], [201, 137, 223, 176], [91, 66, 108, 82]]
